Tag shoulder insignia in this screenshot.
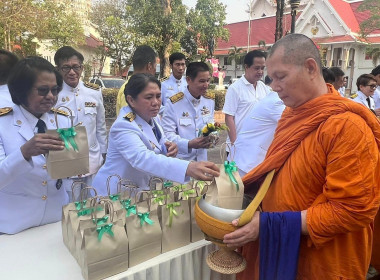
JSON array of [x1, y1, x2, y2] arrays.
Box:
[[124, 112, 136, 122], [350, 93, 358, 99], [203, 91, 215, 100], [169, 92, 184, 104], [0, 107, 12, 116], [84, 82, 100, 90], [50, 108, 69, 116], [160, 76, 169, 82]]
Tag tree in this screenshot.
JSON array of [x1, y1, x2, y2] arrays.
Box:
[[126, 0, 187, 77], [227, 46, 244, 78], [188, 0, 230, 58], [358, 0, 380, 38], [366, 47, 380, 66]]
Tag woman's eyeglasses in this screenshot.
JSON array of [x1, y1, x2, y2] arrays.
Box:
[[366, 84, 377, 90], [34, 86, 62, 96], [60, 65, 83, 73]]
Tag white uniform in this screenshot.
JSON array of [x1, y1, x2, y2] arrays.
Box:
[[373, 87, 380, 109], [222, 75, 269, 143], [232, 91, 285, 176], [161, 74, 187, 106], [338, 87, 345, 97], [55, 81, 107, 185], [0, 105, 72, 234], [92, 106, 190, 196], [161, 88, 215, 162], [352, 90, 375, 111], [0, 85, 14, 107]]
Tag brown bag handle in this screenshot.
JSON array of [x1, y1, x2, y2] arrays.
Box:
[[106, 174, 122, 196], [135, 191, 152, 213], [91, 199, 114, 223], [52, 105, 74, 128], [70, 181, 88, 202], [220, 142, 236, 162], [149, 177, 164, 190]]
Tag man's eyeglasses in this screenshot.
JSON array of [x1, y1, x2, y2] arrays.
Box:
[[60, 65, 83, 73], [366, 84, 377, 90], [34, 86, 62, 96]]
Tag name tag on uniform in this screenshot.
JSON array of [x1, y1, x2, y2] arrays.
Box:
[[179, 118, 192, 126], [85, 102, 96, 107]]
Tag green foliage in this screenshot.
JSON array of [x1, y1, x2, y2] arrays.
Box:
[[366, 47, 380, 66], [102, 88, 119, 118], [228, 46, 245, 78], [212, 89, 227, 111], [358, 0, 380, 37]]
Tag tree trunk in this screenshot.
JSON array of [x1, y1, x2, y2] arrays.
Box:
[[159, 43, 170, 78]]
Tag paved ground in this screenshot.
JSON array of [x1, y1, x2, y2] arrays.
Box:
[[105, 118, 227, 164]]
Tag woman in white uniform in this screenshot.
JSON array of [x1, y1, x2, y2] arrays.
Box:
[[0, 57, 72, 234], [93, 74, 219, 195]]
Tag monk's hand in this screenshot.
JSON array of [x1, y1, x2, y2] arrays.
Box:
[[223, 211, 260, 248], [21, 134, 64, 161], [165, 141, 178, 157]]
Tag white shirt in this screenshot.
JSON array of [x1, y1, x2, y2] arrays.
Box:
[[352, 90, 375, 110], [232, 91, 285, 175], [161, 74, 187, 106], [222, 75, 269, 142], [0, 84, 14, 107], [373, 87, 380, 109], [338, 87, 345, 97]]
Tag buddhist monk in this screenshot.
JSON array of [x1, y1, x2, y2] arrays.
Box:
[[223, 34, 380, 280]]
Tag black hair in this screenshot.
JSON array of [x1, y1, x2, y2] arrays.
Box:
[[0, 49, 19, 84], [124, 73, 161, 103], [322, 67, 336, 84], [371, 65, 380, 77], [54, 46, 84, 66], [244, 50, 267, 67], [356, 74, 377, 91], [329, 67, 345, 78], [186, 62, 210, 80], [132, 45, 157, 71], [169, 52, 186, 65], [264, 75, 272, 85], [8, 56, 63, 106]]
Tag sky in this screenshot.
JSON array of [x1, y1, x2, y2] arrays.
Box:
[[182, 0, 249, 24]]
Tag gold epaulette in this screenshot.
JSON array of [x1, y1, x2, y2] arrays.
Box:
[[160, 76, 169, 82], [204, 91, 215, 100], [51, 108, 69, 116], [84, 81, 100, 90], [350, 93, 358, 99], [124, 112, 136, 122], [169, 92, 184, 104], [0, 107, 12, 116]]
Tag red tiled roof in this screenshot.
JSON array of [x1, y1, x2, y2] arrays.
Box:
[[85, 34, 103, 48], [329, 0, 360, 32], [312, 35, 356, 44], [350, 1, 380, 35]]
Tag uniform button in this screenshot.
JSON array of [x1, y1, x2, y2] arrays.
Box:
[[78, 108, 81, 111], [42, 181, 47, 186], [76, 94, 78, 96], [196, 129, 199, 132], [42, 164, 47, 169], [42, 195, 47, 200]]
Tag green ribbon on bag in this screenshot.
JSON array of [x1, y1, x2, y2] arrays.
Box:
[[163, 181, 173, 188], [120, 199, 131, 208], [77, 206, 103, 217], [224, 160, 239, 191], [126, 205, 136, 217], [196, 181, 205, 192], [153, 195, 166, 205], [57, 127, 78, 151], [182, 189, 195, 200], [109, 194, 120, 201], [138, 212, 154, 226], [92, 215, 109, 226], [74, 200, 87, 210], [151, 190, 164, 197], [166, 202, 181, 227], [96, 223, 114, 241], [173, 184, 186, 192]]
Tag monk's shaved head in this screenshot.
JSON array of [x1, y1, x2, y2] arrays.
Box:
[[269, 34, 322, 74]]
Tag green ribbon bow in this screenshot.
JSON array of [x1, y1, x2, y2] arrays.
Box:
[[182, 189, 195, 200], [224, 161, 239, 191], [153, 195, 167, 205], [120, 199, 131, 208], [126, 205, 136, 217], [77, 206, 103, 217], [109, 194, 120, 201], [151, 190, 164, 197], [196, 181, 205, 192], [92, 215, 109, 226], [173, 184, 186, 192], [138, 212, 154, 226], [96, 223, 114, 241], [57, 127, 78, 151], [166, 202, 181, 227], [163, 181, 173, 188], [74, 200, 87, 210]]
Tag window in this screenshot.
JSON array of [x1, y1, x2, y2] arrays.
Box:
[[224, 57, 231, 66]]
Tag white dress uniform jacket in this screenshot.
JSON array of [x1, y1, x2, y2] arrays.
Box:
[[352, 90, 375, 111], [161, 88, 215, 162], [161, 74, 187, 106], [55, 81, 107, 176], [231, 92, 285, 176], [92, 106, 190, 196], [0, 105, 71, 234], [0, 85, 14, 107], [373, 87, 380, 109]]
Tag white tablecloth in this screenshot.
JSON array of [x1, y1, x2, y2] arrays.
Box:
[[0, 222, 235, 280]]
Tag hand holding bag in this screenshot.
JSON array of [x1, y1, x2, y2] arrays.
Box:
[[46, 105, 89, 179]]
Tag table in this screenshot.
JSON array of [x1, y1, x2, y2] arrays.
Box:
[[0, 222, 236, 280]]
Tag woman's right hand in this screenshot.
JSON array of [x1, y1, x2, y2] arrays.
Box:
[[21, 134, 65, 160], [186, 161, 220, 181]]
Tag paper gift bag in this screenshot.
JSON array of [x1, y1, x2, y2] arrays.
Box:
[[205, 143, 244, 209], [46, 105, 89, 179], [159, 190, 191, 253], [81, 200, 129, 280], [115, 186, 139, 226], [125, 191, 162, 267], [62, 181, 89, 248]]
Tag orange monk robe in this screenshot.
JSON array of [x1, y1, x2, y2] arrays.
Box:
[[240, 85, 380, 280]]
